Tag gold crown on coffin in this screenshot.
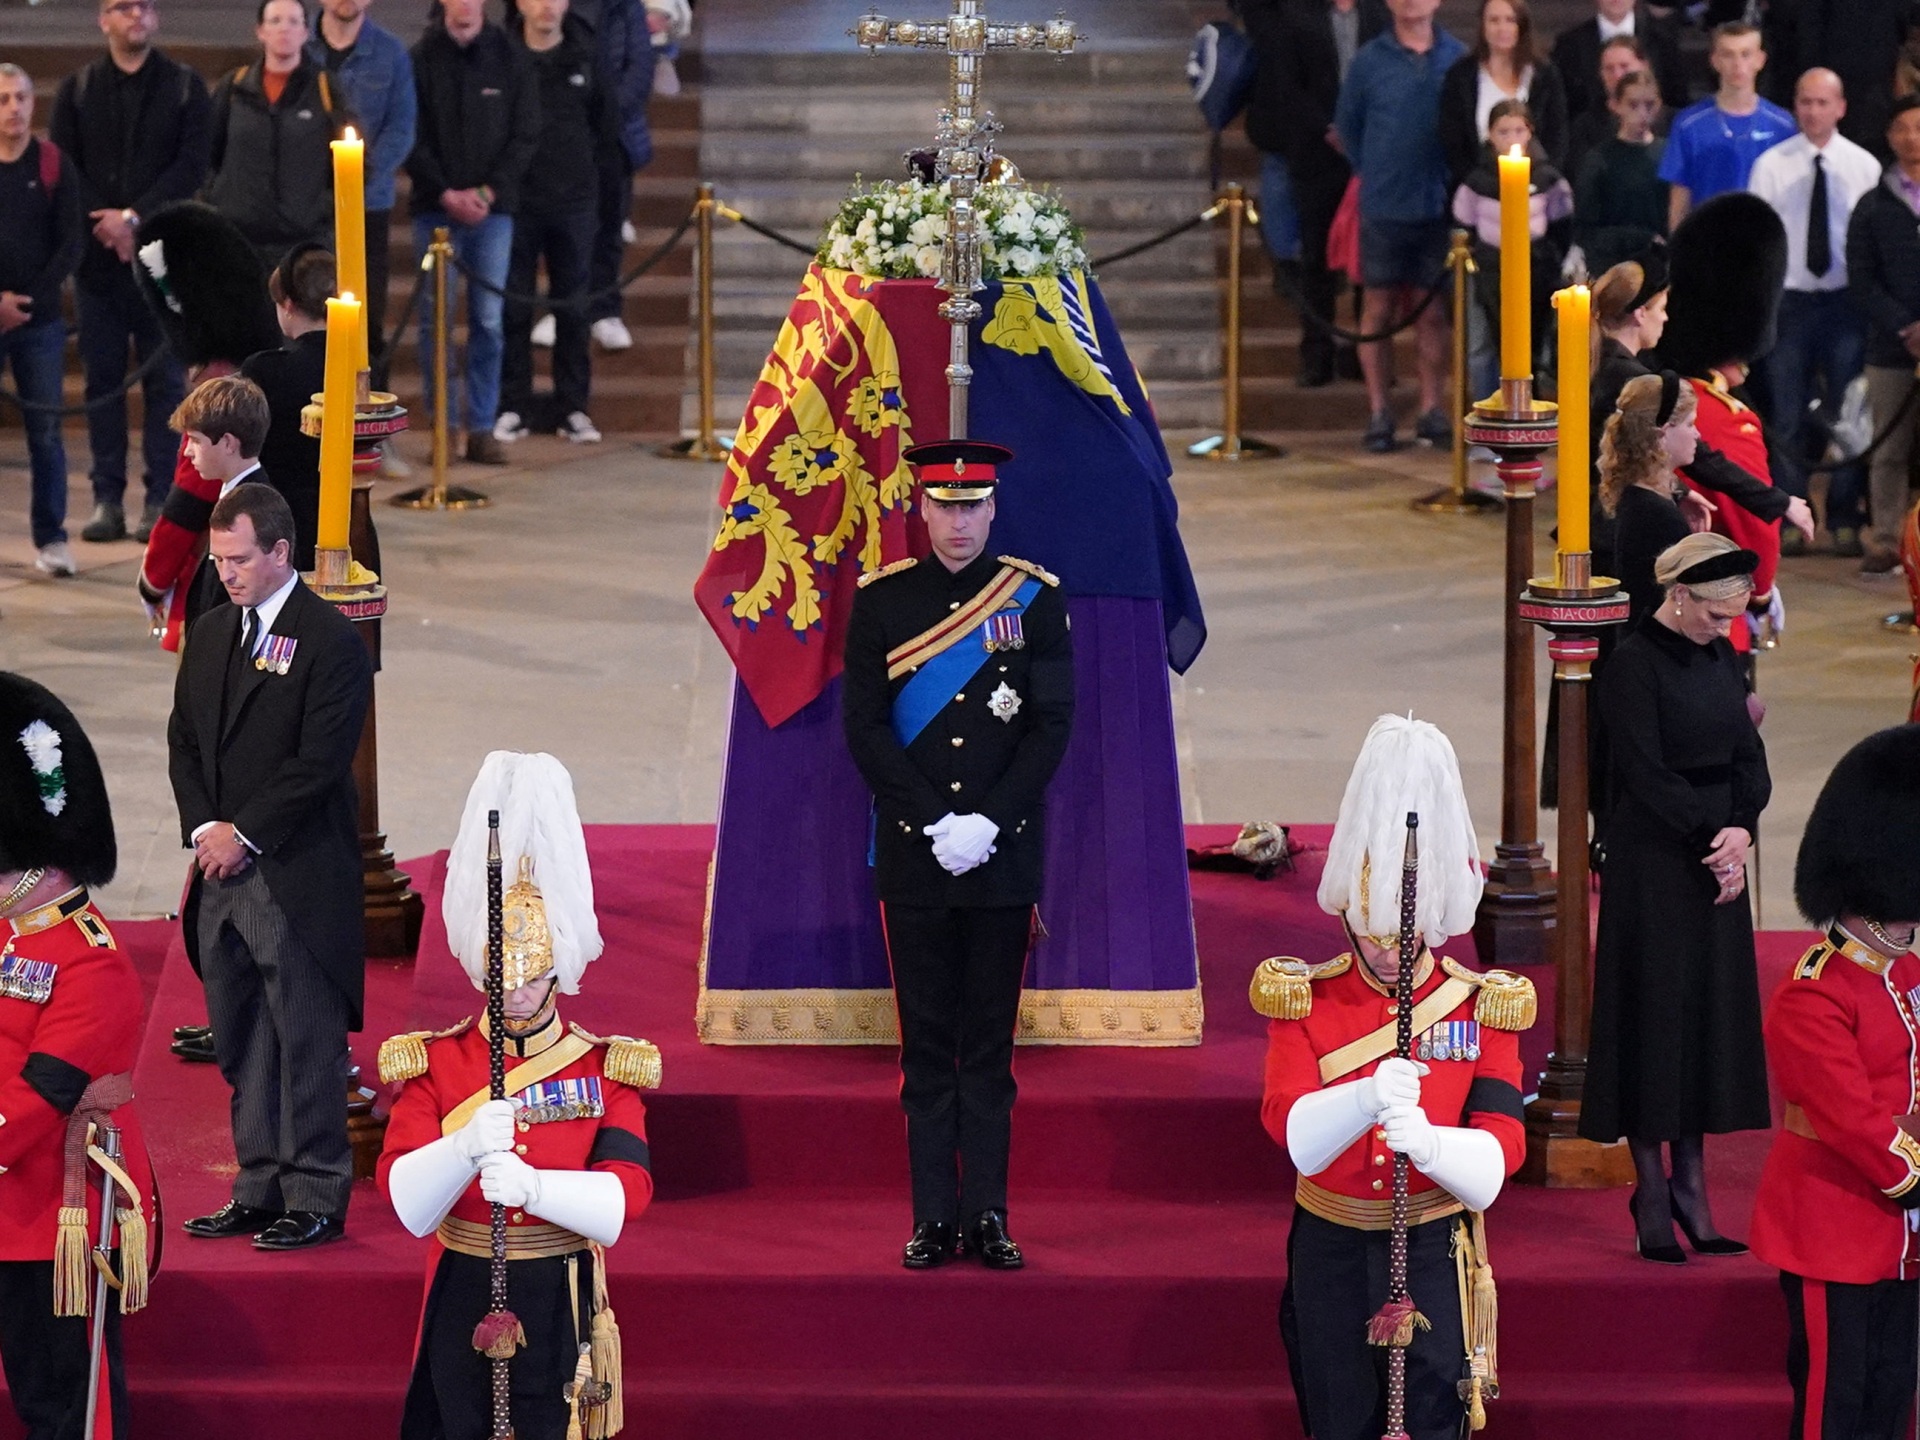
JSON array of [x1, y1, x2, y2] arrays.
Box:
[[501, 855, 554, 990]]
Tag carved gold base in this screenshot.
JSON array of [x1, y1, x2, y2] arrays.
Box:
[[694, 983, 1206, 1046]]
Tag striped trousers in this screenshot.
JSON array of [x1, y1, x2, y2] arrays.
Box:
[[1781, 1270, 1918, 1440]]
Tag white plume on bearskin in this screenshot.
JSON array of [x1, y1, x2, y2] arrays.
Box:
[[1317, 714, 1483, 947], [443, 751, 602, 993]]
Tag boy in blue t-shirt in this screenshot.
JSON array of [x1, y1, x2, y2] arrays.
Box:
[[1661, 22, 1794, 232]]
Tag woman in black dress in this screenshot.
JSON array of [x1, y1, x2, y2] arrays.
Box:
[[1581, 532, 1772, 1264]]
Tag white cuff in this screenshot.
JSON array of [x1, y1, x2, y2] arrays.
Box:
[[387, 1135, 477, 1237], [527, 1170, 627, 1247], [1285, 1079, 1376, 1176], [190, 821, 217, 843], [1414, 1125, 1507, 1212]]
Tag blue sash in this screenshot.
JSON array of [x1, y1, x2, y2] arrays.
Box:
[[890, 575, 1041, 748]]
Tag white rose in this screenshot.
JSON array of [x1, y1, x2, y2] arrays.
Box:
[[1004, 245, 1042, 275], [828, 235, 856, 268], [914, 244, 943, 276], [907, 215, 941, 247]]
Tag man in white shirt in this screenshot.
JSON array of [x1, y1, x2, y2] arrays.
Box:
[[1747, 68, 1881, 555]]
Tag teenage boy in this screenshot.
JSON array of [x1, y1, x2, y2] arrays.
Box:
[[1662, 22, 1794, 230]]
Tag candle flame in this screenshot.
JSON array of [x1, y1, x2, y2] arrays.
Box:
[[339, 291, 356, 303], [343, 126, 359, 144], [1507, 143, 1524, 157]]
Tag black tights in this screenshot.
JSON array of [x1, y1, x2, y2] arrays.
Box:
[[1629, 1135, 1725, 1244]]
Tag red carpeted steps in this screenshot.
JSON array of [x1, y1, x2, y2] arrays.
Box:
[[0, 826, 1801, 1440]]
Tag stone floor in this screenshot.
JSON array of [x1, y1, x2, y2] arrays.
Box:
[[2, 423, 1911, 930]]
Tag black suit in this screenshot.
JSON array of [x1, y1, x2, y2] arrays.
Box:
[[1549, 7, 1689, 123], [168, 578, 371, 1218], [842, 551, 1073, 1225], [242, 337, 326, 573]]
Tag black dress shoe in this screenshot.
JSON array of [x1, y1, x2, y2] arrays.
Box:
[[901, 1221, 958, 1270], [183, 1201, 282, 1239], [252, 1212, 346, 1251], [1628, 1190, 1685, 1266], [171, 1023, 211, 1042], [1670, 1198, 1749, 1256], [963, 1210, 1024, 1270], [170, 1033, 217, 1063]]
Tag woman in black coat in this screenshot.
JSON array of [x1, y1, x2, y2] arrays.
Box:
[[1438, 0, 1568, 191], [1601, 371, 1700, 630], [1581, 533, 1772, 1265]]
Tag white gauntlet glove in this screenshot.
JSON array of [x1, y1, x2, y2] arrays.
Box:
[[1358, 1056, 1424, 1117], [477, 1150, 542, 1208], [454, 1098, 517, 1162], [1380, 1105, 1508, 1212]]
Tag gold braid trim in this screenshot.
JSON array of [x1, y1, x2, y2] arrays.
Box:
[[378, 1017, 474, 1083], [997, 554, 1060, 586], [1440, 958, 1537, 1031], [1248, 954, 1352, 1019], [857, 557, 916, 588], [570, 1025, 663, 1090], [588, 1242, 623, 1437], [694, 984, 1205, 1047], [1455, 1212, 1501, 1429]]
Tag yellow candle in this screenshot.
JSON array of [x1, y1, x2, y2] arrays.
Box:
[[317, 293, 361, 555], [331, 128, 368, 372], [1555, 284, 1591, 557], [1498, 144, 1531, 382]]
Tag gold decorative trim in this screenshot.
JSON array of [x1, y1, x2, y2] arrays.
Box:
[[438, 1215, 589, 1260], [1296, 1174, 1465, 1231]]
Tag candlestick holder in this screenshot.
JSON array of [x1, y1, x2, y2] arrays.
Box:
[[1465, 385, 1558, 970], [1514, 557, 1634, 1187]]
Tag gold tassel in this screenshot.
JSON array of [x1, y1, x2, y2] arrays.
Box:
[[1455, 1212, 1499, 1430], [116, 1207, 150, 1314], [1467, 1375, 1487, 1431], [589, 1244, 624, 1437], [52, 1206, 91, 1318], [1473, 970, 1537, 1031], [1248, 958, 1313, 1019], [566, 1344, 594, 1440]]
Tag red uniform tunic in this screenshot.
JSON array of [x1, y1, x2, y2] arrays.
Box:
[[1680, 376, 1781, 657], [0, 889, 154, 1262], [1752, 931, 1920, 1285], [1262, 951, 1529, 1223]]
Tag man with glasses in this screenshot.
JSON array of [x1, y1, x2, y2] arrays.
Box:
[[50, 0, 210, 546]]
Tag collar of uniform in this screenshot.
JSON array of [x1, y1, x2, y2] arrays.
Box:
[[1354, 947, 1435, 996], [480, 998, 563, 1057], [8, 887, 90, 937], [942, 550, 1000, 593], [1829, 923, 1899, 977]]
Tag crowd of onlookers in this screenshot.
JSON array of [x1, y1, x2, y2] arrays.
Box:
[[1239, 0, 1920, 577], [0, 0, 689, 578]]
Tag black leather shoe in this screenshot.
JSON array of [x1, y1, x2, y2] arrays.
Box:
[[170, 1033, 217, 1063], [1670, 1198, 1749, 1256], [171, 1023, 211, 1043], [252, 1212, 346, 1251], [901, 1221, 957, 1270], [963, 1210, 1024, 1270], [183, 1201, 282, 1239], [1629, 1189, 1685, 1266]]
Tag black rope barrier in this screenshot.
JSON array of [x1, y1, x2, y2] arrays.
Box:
[[0, 343, 172, 418], [1091, 211, 1213, 269], [446, 199, 701, 311], [727, 211, 819, 258], [1269, 260, 1451, 345]]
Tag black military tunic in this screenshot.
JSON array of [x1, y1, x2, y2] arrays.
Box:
[[841, 549, 1074, 1225]]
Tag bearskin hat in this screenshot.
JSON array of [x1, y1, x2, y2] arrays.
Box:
[[133, 202, 281, 371], [0, 674, 116, 887], [1659, 191, 1788, 377], [1794, 725, 1920, 926]]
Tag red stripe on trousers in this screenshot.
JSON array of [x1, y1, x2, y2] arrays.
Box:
[[1805, 1277, 1828, 1440]]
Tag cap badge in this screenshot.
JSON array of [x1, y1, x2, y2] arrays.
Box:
[[988, 681, 1022, 723], [17, 720, 66, 817]]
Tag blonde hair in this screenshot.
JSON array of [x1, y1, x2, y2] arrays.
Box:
[[1599, 372, 1694, 515], [1654, 531, 1753, 601]]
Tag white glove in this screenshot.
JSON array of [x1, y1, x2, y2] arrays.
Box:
[[477, 1150, 542, 1208], [943, 813, 999, 868], [454, 1099, 517, 1163], [1358, 1056, 1424, 1118], [387, 1135, 481, 1238], [1765, 585, 1785, 635], [1379, 1102, 1441, 1168], [1286, 1078, 1375, 1176], [524, 1170, 627, 1247]]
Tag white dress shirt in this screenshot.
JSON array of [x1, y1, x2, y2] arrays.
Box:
[[1746, 131, 1882, 291], [1475, 64, 1533, 140], [189, 568, 301, 851], [1596, 11, 1634, 40], [219, 459, 263, 499]]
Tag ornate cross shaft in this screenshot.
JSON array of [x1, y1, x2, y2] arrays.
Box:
[[851, 2, 1078, 437]]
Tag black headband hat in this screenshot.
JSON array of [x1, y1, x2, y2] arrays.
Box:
[[1675, 547, 1760, 587], [1655, 370, 1682, 426], [1627, 238, 1669, 312]]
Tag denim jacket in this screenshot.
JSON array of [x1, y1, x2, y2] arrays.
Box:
[[305, 19, 417, 210]]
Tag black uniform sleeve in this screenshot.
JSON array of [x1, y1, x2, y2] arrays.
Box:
[[978, 584, 1074, 831], [1680, 443, 1791, 523], [841, 584, 953, 830]]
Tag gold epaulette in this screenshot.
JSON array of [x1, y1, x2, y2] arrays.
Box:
[[570, 1023, 663, 1089], [377, 1016, 474, 1084], [1699, 374, 1748, 414], [1249, 953, 1352, 1019], [1793, 941, 1837, 981], [998, 555, 1060, 587], [1441, 958, 1537, 1031], [857, 557, 917, 588]]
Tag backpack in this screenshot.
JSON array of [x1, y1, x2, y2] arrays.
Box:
[[1188, 18, 1255, 133], [37, 137, 61, 191]]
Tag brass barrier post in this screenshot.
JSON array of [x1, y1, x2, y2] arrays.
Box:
[[392, 227, 490, 509], [1412, 230, 1501, 515], [659, 182, 734, 461], [1189, 183, 1282, 463]]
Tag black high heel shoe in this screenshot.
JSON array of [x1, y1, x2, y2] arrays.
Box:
[[1669, 1198, 1749, 1257], [1630, 1188, 1686, 1265]]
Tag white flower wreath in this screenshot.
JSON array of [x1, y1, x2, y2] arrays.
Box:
[[817, 176, 1090, 282]]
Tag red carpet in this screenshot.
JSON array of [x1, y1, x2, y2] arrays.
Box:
[[1, 827, 1807, 1439]]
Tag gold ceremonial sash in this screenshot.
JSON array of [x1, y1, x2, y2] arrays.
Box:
[[1316, 977, 1478, 1084], [440, 1033, 595, 1136], [1295, 1174, 1466, 1230], [436, 1215, 590, 1260], [885, 564, 1028, 681]]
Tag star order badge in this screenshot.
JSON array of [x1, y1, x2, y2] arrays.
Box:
[[988, 681, 1022, 723]]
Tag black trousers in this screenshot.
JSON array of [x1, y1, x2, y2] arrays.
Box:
[[587, 150, 633, 324], [198, 866, 354, 1217], [1781, 1270, 1918, 1440], [366, 208, 393, 393], [401, 1249, 594, 1440], [502, 208, 597, 421], [1280, 1207, 1468, 1440], [0, 1260, 127, 1440], [75, 264, 187, 511], [881, 902, 1032, 1225], [1291, 152, 1356, 371]]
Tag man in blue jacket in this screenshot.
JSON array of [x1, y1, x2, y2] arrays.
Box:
[[309, 0, 414, 397]]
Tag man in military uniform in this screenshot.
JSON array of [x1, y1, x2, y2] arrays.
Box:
[[378, 751, 659, 1440], [841, 439, 1075, 1271], [0, 672, 155, 1440], [1752, 724, 1920, 1440], [1255, 715, 1533, 1440]]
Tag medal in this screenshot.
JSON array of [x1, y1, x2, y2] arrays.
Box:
[[988, 681, 1022, 723], [984, 610, 1026, 652]]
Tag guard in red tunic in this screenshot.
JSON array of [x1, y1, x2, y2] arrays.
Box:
[[1752, 724, 1920, 1440], [378, 752, 659, 1440], [1256, 715, 1534, 1440], [0, 673, 156, 1440]]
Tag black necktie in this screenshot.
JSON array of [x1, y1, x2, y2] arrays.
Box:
[[238, 607, 256, 657], [1807, 153, 1832, 278]]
